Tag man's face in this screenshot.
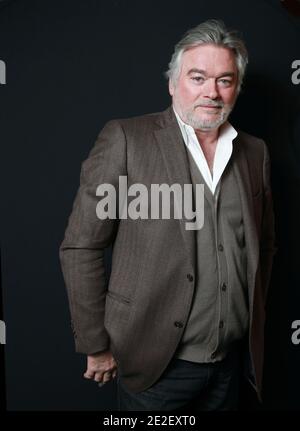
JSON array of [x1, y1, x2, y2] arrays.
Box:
[[169, 44, 239, 131]]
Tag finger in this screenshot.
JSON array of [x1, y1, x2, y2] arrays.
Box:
[[84, 371, 95, 379], [103, 371, 112, 383], [112, 370, 117, 379], [93, 371, 104, 383]]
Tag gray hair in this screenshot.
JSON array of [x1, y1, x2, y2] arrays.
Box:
[[165, 19, 248, 93]]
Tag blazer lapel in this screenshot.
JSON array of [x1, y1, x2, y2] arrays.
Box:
[[153, 107, 196, 270], [153, 107, 260, 299], [232, 135, 259, 307]]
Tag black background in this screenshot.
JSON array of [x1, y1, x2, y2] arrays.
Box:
[[0, 0, 299, 411]]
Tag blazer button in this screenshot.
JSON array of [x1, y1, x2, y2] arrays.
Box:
[[186, 274, 193, 282], [174, 321, 184, 328], [218, 244, 224, 252]]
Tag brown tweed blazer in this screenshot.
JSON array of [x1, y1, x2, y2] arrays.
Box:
[[59, 106, 276, 399]]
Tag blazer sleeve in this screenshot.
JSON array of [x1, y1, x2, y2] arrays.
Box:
[[260, 141, 277, 304], [59, 120, 127, 354]]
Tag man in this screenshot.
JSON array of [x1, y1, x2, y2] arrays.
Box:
[[60, 19, 276, 410]]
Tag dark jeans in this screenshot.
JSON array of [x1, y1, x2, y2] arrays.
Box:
[[117, 348, 241, 411]]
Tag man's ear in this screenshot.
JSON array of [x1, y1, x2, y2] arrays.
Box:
[[168, 79, 174, 96]]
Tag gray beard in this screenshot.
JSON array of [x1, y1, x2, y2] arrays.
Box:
[[183, 105, 233, 131]]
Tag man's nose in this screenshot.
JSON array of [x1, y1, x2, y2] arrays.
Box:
[[203, 78, 219, 99]]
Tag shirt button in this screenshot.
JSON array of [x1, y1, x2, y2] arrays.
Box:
[[211, 352, 216, 359], [219, 321, 224, 329], [221, 283, 227, 292], [186, 274, 193, 282], [218, 244, 224, 252], [174, 321, 184, 328]]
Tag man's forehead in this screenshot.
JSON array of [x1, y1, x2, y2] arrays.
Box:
[[181, 44, 237, 72]]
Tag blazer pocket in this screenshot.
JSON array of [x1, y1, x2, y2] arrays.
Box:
[[104, 290, 132, 329], [106, 290, 132, 304]]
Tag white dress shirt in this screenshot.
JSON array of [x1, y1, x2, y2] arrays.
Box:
[[173, 107, 238, 195]]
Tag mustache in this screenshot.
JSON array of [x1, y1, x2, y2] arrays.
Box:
[[194, 101, 224, 108]]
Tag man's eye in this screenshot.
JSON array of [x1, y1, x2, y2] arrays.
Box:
[[191, 76, 204, 82], [218, 79, 231, 85]]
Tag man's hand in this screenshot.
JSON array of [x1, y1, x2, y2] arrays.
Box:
[[84, 350, 118, 385]]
